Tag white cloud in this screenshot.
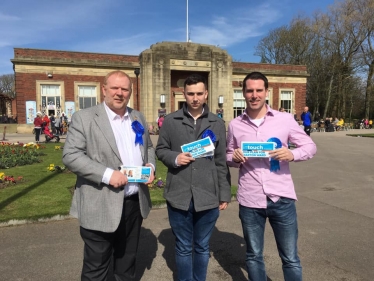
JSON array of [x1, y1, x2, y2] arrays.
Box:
[[189, 3, 281, 47], [74, 32, 162, 56], [0, 12, 20, 21]]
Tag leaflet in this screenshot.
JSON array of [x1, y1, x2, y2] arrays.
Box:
[[241, 142, 276, 158], [119, 165, 152, 183], [181, 137, 215, 158]]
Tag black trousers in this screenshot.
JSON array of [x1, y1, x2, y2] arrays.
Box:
[[304, 125, 311, 136], [34, 128, 41, 142], [80, 194, 143, 281]]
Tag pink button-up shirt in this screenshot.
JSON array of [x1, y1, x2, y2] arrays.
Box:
[[226, 106, 317, 208]]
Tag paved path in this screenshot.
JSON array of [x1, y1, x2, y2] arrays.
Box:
[[0, 130, 373, 280]]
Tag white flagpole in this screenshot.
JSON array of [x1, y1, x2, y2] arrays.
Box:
[[186, 0, 189, 42]]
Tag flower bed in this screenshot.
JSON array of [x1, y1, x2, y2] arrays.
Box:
[[0, 142, 46, 169], [148, 177, 166, 189], [0, 172, 24, 189]]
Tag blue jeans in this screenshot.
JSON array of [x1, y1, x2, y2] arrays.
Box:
[[239, 197, 302, 281], [167, 200, 219, 281]]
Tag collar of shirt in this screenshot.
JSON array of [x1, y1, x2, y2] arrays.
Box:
[[104, 102, 129, 120], [241, 105, 274, 124]]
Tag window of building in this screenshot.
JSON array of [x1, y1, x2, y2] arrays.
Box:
[[40, 84, 61, 116], [233, 88, 273, 117], [266, 88, 272, 107], [280, 90, 293, 113], [233, 89, 245, 118], [78, 86, 97, 110]]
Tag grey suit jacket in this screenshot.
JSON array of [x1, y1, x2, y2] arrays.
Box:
[[62, 103, 155, 233]]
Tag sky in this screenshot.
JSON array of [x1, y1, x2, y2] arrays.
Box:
[[0, 0, 338, 75]]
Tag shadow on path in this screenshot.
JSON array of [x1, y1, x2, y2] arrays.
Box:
[[135, 227, 158, 281]]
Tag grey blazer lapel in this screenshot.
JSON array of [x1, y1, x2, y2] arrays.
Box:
[[129, 108, 145, 161], [94, 104, 122, 162]]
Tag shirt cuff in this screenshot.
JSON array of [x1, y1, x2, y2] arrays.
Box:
[[148, 163, 155, 172], [174, 156, 180, 167], [102, 168, 114, 185]]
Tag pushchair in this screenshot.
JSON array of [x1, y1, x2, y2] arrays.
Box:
[[43, 126, 60, 143]]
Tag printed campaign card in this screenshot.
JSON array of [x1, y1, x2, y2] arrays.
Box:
[[119, 166, 152, 183], [241, 142, 276, 158], [181, 137, 215, 158]]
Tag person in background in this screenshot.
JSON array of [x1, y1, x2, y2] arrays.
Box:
[[63, 70, 155, 281], [33, 112, 43, 144], [54, 116, 61, 136], [293, 110, 299, 122], [369, 119, 372, 129], [301, 106, 313, 136], [279, 107, 285, 112], [364, 118, 369, 129], [43, 113, 50, 128], [157, 114, 165, 130], [156, 73, 231, 281], [226, 71, 317, 281], [335, 118, 344, 131], [50, 114, 56, 134], [42, 114, 50, 134]]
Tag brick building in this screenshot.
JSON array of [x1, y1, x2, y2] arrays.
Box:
[[11, 42, 308, 132]]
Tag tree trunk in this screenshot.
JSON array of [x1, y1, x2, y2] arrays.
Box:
[[323, 74, 334, 119], [364, 61, 374, 119]]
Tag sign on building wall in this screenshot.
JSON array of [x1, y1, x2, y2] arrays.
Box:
[[65, 102, 75, 122], [26, 101, 36, 124]]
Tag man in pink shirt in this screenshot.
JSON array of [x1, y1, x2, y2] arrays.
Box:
[[226, 72, 316, 281]]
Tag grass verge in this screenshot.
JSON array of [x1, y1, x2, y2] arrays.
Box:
[[346, 134, 374, 138]]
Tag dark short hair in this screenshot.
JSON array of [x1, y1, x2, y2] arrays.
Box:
[[184, 74, 207, 90], [242, 72, 268, 91]]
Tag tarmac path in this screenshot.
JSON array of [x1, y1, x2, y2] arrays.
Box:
[[0, 130, 373, 280]]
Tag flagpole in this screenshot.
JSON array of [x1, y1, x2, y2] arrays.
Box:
[[186, 0, 189, 42]]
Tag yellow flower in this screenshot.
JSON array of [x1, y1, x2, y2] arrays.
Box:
[[55, 146, 61, 150], [0, 172, 4, 180], [47, 164, 55, 171]]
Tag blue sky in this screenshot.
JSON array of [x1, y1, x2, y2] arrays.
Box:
[[0, 0, 337, 75]]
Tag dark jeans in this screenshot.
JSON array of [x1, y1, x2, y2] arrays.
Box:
[[34, 128, 41, 142], [239, 198, 302, 281], [167, 200, 219, 281], [80, 194, 143, 281], [304, 125, 311, 136]]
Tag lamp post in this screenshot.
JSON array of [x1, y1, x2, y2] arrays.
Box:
[[160, 94, 166, 105], [218, 95, 224, 106], [134, 68, 140, 110], [217, 95, 224, 119]]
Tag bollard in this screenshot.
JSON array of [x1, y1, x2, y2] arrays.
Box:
[[2, 126, 6, 141]]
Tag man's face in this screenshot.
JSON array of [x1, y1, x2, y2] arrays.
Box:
[[304, 107, 308, 112], [183, 82, 208, 113], [102, 74, 132, 115], [243, 79, 268, 114]]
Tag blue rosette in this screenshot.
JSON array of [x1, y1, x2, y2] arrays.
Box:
[[202, 129, 216, 142], [267, 137, 282, 172], [131, 120, 144, 145], [201, 129, 216, 159]]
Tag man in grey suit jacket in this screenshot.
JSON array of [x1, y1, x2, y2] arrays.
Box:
[[156, 74, 231, 280], [63, 70, 155, 281]]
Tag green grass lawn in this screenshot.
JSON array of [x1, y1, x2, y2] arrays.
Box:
[[346, 133, 374, 138], [0, 144, 237, 223]]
